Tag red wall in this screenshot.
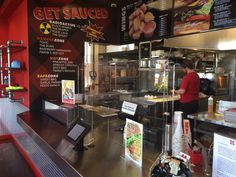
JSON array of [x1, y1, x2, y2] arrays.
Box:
[[7, 0, 29, 107], [0, 19, 8, 44]]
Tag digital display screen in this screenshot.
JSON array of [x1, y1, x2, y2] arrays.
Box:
[[67, 124, 86, 141]]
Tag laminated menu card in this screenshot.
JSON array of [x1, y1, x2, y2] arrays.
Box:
[[62, 80, 75, 104]]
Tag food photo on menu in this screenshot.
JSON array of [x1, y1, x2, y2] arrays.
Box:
[[128, 3, 158, 40], [173, 0, 214, 36], [174, 0, 198, 8], [124, 119, 143, 165]]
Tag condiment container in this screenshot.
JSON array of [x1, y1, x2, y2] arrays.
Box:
[[208, 96, 214, 113]]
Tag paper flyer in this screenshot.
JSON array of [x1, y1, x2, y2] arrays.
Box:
[[124, 118, 143, 166], [213, 133, 236, 177], [62, 80, 75, 104]]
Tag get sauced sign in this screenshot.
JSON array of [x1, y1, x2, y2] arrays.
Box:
[[33, 7, 109, 20]]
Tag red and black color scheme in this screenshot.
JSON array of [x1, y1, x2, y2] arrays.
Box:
[[28, 0, 119, 110]]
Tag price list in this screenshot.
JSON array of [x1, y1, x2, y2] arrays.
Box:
[[211, 0, 236, 28]]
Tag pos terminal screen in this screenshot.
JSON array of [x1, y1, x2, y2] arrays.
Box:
[[67, 124, 86, 141]]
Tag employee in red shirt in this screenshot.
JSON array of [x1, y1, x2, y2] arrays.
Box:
[[173, 59, 200, 141]]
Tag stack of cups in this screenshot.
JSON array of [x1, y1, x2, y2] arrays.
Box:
[[172, 111, 184, 157]]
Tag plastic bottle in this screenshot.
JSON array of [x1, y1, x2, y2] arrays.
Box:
[[208, 96, 214, 113]]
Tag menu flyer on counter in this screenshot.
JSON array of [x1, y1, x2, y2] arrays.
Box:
[[173, 0, 236, 36], [124, 119, 143, 166], [213, 133, 236, 177], [62, 80, 75, 104]]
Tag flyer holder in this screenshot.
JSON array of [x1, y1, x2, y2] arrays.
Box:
[[65, 120, 91, 151], [118, 101, 138, 131]]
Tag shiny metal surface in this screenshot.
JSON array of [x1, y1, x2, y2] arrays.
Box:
[[14, 133, 69, 177], [17, 112, 82, 177], [18, 111, 160, 177], [164, 28, 236, 50], [0, 140, 35, 177], [0, 98, 82, 177], [188, 112, 236, 129], [42, 100, 78, 127]]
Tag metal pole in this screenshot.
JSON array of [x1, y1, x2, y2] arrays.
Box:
[[7, 45, 11, 87], [0, 48, 3, 85], [172, 64, 176, 120]]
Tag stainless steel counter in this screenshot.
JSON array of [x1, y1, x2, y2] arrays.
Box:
[[17, 111, 160, 177], [79, 104, 120, 117], [187, 112, 236, 129]]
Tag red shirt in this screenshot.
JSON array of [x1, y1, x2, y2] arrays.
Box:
[[180, 72, 200, 103]]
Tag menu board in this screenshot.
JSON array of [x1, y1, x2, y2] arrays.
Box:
[[120, 0, 171, 44], [28, 1, 116, 110], [173, 0, 236, 36], [124, 119, 143, 166], [173, 0, 214, 36], [211, 0, 236, 29]]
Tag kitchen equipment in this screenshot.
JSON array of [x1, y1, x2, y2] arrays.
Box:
[[139, 59, 148, 68], [217, 75, 227, 88], [200, 78, 211, 95], [198, 73, 229, 95], [148, 58, 156, 68], [120, 69, 127, 77], [89, 70, 97, 80]]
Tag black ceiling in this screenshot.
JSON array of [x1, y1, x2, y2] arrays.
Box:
[[0, 0, 4, 7]]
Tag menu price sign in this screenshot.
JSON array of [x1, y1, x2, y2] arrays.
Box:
[[213, 133, 236, 177], [211, 0, 236, 29], [124, 119, 143, 166], [158, 12, 171, 37], [121, 101, 138, 116], [62, 80, 75, 104]]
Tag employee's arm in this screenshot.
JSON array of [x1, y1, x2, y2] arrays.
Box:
[[174, 88, 186, 95]]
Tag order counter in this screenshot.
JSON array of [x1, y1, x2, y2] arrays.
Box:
[[188, 112, 236, 129], [188, 111, 236, 138], [17, 111, 160, 177]]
